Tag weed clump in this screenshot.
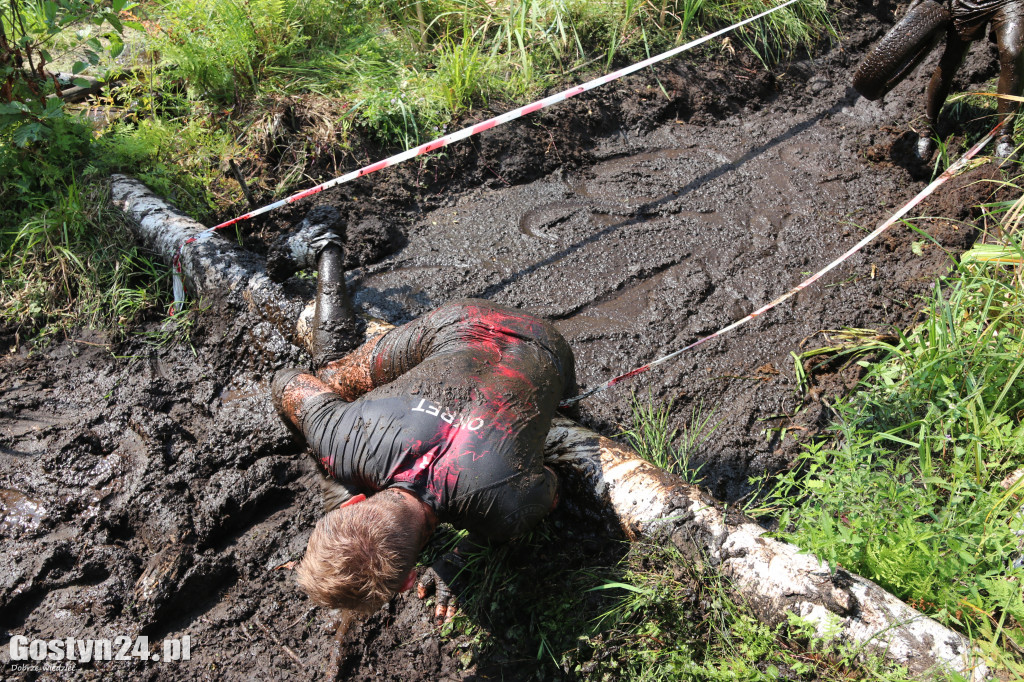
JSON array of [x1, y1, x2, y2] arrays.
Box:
[[621, 392, 713, 483]]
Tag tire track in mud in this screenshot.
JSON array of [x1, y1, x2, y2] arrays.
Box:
[[0, 3, 1014, 679]]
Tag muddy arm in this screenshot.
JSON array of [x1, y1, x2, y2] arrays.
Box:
[[458, 466, 558, 544], [312, 302, 440, 400], [271, 369, 380, 495], [271, 369, 336, 430]]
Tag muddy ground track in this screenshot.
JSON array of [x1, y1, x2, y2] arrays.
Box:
[[1, 1, 1020, 679]]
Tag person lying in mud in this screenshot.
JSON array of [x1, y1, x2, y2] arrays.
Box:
[[853, 0, 1024, 160], [268, 213, 576, 622]]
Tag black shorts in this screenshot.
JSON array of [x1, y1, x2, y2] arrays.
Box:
[[952, 0, 1024, 38]]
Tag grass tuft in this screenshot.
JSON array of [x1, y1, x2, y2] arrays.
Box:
[[621, 392, 714, 483]]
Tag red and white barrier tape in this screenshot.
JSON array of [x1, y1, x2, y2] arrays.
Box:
[[169, 0, 800, 311], [559, 121, 1005, 407]]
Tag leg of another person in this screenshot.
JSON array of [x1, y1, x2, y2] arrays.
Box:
[[994, 8, 1024, 157], [311, 243, 361, 369], [922, 29, 972, 159]]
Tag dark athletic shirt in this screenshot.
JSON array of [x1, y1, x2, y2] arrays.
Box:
[[295, 299, 576, 542]]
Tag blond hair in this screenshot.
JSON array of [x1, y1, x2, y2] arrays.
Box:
[[296, 490, 422, 613]]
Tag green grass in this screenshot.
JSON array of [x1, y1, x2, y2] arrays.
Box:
[[437, 528, 912, 679], [621, 391, 714, 483], [759, 206, 1024, 673], [0, 119, 169, 334], [419, 523, 613, 674], [0, 112, 240, 336], [586, 542, 916, 680], [141, 0, 835, 150]]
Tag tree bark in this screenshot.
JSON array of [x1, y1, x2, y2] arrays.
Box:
[[109, 174, 305, 344], [544, 420, 991, 680], [110, 174, 992, 681]]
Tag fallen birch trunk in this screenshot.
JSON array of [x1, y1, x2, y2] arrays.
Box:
[[110, 174, 306, 343], [544, 421, 991, 680], [110, 174, 991, 680]]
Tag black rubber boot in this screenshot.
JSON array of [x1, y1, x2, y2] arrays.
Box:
[[267, 205, 345, 281], [312, 244, 364, 369]]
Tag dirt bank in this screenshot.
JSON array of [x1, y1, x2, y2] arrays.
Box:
[[1, 1, 1016, 679]]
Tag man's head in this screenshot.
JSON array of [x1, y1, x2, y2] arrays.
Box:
[[296, 488, 433, 613]]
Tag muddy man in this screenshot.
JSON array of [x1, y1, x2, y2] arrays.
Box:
[[268, 208, 575, 621], [853, 0, 1024, 160]]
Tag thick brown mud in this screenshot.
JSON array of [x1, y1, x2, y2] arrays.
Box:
[[1, 1, 1018, 679]]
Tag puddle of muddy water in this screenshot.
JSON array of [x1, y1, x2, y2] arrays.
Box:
[[0, 488, 46, 534]]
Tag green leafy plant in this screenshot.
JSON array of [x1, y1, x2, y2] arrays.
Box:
[[764, 242, 1024, 668], [1, 0, 137, 145]]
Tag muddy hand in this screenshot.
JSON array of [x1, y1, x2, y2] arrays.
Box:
[[416, 552, 464, 625]]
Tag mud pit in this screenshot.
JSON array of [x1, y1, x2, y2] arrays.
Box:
[[1, 2, 1016, 679]]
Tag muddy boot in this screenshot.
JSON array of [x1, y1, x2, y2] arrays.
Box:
[[915, 133, 936, 165], [266, 205, 344, 281], [995, 135, 1018, 165], [312, 243, 364, 368]]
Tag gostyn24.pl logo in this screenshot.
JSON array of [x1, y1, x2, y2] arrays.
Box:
[[9, 635, 191, 664]]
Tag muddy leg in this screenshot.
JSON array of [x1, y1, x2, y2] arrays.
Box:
[[314, 335, 381, 402], [921, 31, 972, 160], [312, 244, 363, 369], [994, 12, 1024, 158]]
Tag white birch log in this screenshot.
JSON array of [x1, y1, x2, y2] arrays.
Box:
[[109, 174, 305, 340], [543, 420, 990, 680], [109, 174, 991, 680]]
